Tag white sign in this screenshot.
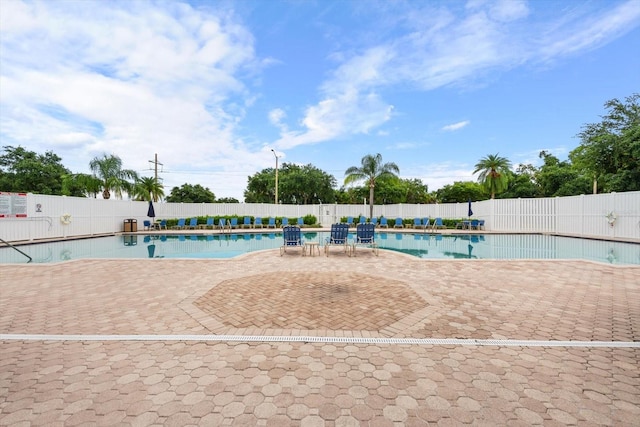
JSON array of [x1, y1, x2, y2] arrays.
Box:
[[0, 192, 28, 218]]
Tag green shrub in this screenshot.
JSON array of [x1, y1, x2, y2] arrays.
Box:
[[302, 214, 317, 226]]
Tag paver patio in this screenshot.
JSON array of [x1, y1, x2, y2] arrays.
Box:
[[1, 249, 639, 426]]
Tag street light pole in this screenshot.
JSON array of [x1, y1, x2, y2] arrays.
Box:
[[271, 149, 279, 204]]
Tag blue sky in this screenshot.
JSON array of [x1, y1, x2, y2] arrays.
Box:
[[1, 0, 639, 200]]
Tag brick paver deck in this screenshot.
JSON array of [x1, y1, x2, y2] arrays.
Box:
[[1, 249, 639, 426]]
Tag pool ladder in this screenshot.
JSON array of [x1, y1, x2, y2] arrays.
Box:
[[0, 237, 32, 263]]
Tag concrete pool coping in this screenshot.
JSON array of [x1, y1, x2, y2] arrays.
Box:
[[1, 250, 639, 425], [3, 226, 639, 249]]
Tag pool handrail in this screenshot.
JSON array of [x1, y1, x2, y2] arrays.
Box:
[[0, 237, 32, 263]]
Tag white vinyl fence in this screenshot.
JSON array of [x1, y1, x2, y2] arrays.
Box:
[[1, 192, 639, 243]]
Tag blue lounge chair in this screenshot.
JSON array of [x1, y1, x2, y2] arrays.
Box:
[[370, 217, 378, 226], [393, 217, 404, 228], [158, 219, 167, 230], [242, 216, 252, 228], [187, 218, 198, 229], [352, 223, 378, 256], [281, 217, 289, 227], [470, 219, 480, 230], [297, 217, 304, 227], [432, 217, 444, 230], [325, 223, 350, 256], [172, 218, 186, 229], [412, 218, 423, 229], [143, 220, 152, 231], [422, 218, 431, 230], [199, 217, 214, 229], [358, 216, 366, 225], [230, 218, 238, 229], [267, 217, 276, 228], [345, 216, 354, 228], [218, 218, 229, 230], [379, 217, 388, 228], [254, 217, 264, 228], [477, 219, 485, 230], [280, 225, 305, 256]]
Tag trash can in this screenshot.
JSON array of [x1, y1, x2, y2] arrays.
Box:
[[124, 218, 137, 232], [123, 235, 137, 246]]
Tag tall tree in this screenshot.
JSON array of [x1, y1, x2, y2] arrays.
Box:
[[344, 153, 400, 218], [435, 181, 487, 203], [0, 146, 71, 195], [216, 197, 240, 203], [498, 166, 538, 199], [89, 154, 138, 199], [279, 163, 336, 204], [570, 94, 640, 193], [166, 183, 215, 203], [535, 151, 590, 197], [132, 176, 165, 202], [244, 168, 277, 203], [244, 163, 336, 204], [473, 153, 512, 199]]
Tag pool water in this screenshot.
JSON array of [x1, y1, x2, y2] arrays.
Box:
[[1, 232, 639, 265]]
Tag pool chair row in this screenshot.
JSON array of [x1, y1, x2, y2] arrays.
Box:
[[166, 217, 307, 230], [408, 217, 446, 230], [235, 217, 305, 229], [342, 216, 384, 228]]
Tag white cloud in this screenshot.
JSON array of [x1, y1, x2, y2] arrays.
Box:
[[406, 162, 476, 191], [488, 0, 529, 22], [442, 120, 470, 132], [0, 1, 264, 199], [274, 89, 394, 149], [268, 108, 288, 132], [537, 1, 640, 60]]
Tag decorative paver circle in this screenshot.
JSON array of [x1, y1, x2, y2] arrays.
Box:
[[194, 271, 426, 331]]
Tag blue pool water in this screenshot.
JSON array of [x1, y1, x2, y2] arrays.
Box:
[[1, 232, 639, 265]]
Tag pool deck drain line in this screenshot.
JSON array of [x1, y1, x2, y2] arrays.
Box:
[[1, 334, 638, 348]]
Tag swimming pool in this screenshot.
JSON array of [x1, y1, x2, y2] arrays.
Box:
[[2, 232, 639, 265]]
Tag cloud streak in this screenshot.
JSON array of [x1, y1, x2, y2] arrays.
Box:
[[271, 0, 640, 150], [442, 121, 470, 132]]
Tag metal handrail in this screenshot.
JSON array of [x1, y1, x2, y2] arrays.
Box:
[[0, 238, 32, 263]]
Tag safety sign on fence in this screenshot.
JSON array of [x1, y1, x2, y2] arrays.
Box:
[[0, 192, 27, 218]]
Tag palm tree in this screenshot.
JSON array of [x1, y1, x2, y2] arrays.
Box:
[[89, 154, 138, 199], [133, 176, 165, 202], [344, 153, 400, 218], [473, 153, 512, 199]]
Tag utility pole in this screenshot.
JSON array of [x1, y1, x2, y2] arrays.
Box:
[[148, 153, 163, 202]]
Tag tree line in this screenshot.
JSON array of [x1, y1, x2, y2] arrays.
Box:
[[1, 94, 637, 204]]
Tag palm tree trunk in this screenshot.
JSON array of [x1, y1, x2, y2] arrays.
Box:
[[369, 184, 375, 219]]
